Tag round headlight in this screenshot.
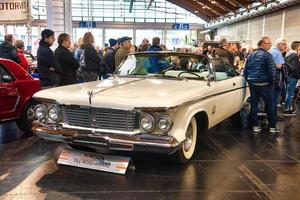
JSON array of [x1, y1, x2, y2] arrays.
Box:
[[35, 104, 47, 120], [140, 114, 155, 132], [48, 106, 60, 121], [158, 116, 173, 132]]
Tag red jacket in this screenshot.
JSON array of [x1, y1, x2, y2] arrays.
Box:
[[17, 48, 29, 71]]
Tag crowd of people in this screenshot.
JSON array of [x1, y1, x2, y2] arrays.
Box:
[[244, 37, 300, 134], [0, 29, 299, 135]]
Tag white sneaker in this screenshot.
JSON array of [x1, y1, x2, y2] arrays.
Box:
[[252, 126, 261, 133], [269, 127, 282, 135]]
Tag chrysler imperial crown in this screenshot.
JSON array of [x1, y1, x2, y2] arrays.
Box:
[[32, 52, 250, 163]]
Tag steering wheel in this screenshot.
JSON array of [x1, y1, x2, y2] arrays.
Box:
[[177, 71, 202, 79]]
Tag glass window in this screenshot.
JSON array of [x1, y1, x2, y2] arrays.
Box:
[[70, 0, 204, 23], [105, 29, 133, 44], [0, 65, 14, 83], [211, 58, 236, 81], [0, 25, 4, 40], [73, 28, 103, 47], [135, 29, 163, 46], [166, 30, 196, 50]]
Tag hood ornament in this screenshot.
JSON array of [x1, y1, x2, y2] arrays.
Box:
[[87, 90, 94, 106]]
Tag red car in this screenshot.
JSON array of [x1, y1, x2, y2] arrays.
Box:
[[0, 58, 41, 132]]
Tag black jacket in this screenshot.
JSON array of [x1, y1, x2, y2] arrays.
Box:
[[83, 44, 101, 72], [54, 46, 80, 86], [215, 47, 234, 66], [101, 47, 116, 73], [37, 40, 60, 86], [285, 53, 300, 79], [0, 41, 20, 63]]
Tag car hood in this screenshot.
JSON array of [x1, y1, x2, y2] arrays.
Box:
[[33, 77, 210, 109]]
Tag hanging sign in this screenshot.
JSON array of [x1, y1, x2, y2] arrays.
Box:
[[57, 148, 131, 175], [0, 0, 29, 23], [172, 23, 190, 30]]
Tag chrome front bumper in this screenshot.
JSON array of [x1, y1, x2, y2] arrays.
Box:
[[32, 124, 182, 154]]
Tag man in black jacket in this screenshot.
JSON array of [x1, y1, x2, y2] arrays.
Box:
[[0, 34, 20, 63], [101, 38, 119, 75], [37, 29, 60, 87], [215, 38, 234, 66], [54, 33, 80, 86], [283, 41, 300, 116]]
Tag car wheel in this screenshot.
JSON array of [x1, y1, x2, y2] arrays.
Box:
[[230, 99, 251, 128], [16, 99, 37, 132], [171, 116, 197, 163]]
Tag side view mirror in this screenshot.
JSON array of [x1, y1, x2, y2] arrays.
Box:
[[2, 75, 13, 83]]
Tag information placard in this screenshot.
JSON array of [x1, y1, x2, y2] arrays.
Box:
[[57, 148, 131, 175]]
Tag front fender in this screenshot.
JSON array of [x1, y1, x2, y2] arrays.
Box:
[[169, 99, 213, 143]]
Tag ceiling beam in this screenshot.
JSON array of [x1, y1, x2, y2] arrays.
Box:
[[147, 0, 154, 9], [129, 0, 134, 13], [259, 0, 268, 3], [214, 0, 239, 12], [196, 0, 228, 15], [168, 0, 217, 22], [235, 0, 252, 9], [172, 0, 220, 18]]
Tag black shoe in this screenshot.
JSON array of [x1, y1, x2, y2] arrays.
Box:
[[283, 110, 296, 116]]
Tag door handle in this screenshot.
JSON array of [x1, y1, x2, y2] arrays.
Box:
[[232, 83, 236, 86]]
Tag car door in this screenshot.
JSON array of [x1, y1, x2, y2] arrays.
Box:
[[0, 64, 20, 120], [209, 58, 245, 125]]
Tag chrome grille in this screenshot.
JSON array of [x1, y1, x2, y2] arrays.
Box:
[[61, 106, 139, 131]]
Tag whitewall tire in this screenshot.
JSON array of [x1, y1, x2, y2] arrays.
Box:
[[172, 116, 197, 163]]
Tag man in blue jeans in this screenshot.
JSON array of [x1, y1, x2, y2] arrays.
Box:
[[244, 37, 281, 134], [270, 38, 287, 120], [283, 41, 300, 116]]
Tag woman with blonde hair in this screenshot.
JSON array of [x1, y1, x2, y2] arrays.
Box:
[[74, 37, 83, 60]]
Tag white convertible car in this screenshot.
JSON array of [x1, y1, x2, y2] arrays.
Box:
[[32, 52, 250, 163]]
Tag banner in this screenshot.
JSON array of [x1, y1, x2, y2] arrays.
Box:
[[0, 0, 29, 23]]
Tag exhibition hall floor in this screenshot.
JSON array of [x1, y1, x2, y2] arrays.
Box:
[[1, 108, 300, 200]]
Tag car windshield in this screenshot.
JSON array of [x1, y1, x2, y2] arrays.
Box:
[[116, 52, 210, 80]]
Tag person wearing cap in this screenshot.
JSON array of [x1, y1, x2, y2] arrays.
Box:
[[115, 36, 132, 67], [37, 29, 60, 88], [54, 33, 79, 86], [0, 34, 20, 63], [15, 40, 29, 71], [100, 38, 119, 75]]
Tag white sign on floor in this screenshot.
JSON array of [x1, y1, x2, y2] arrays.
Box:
[[57, 148, 131, 175]]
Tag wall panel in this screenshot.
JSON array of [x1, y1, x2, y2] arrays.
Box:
[[284, 5, 300, 43], [264, 11, 282, 41]]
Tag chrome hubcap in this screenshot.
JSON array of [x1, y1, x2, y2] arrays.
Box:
[[184, 123, 193, 152]]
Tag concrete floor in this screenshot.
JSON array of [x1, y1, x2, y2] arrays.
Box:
[[1, 107, 300, 200]]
